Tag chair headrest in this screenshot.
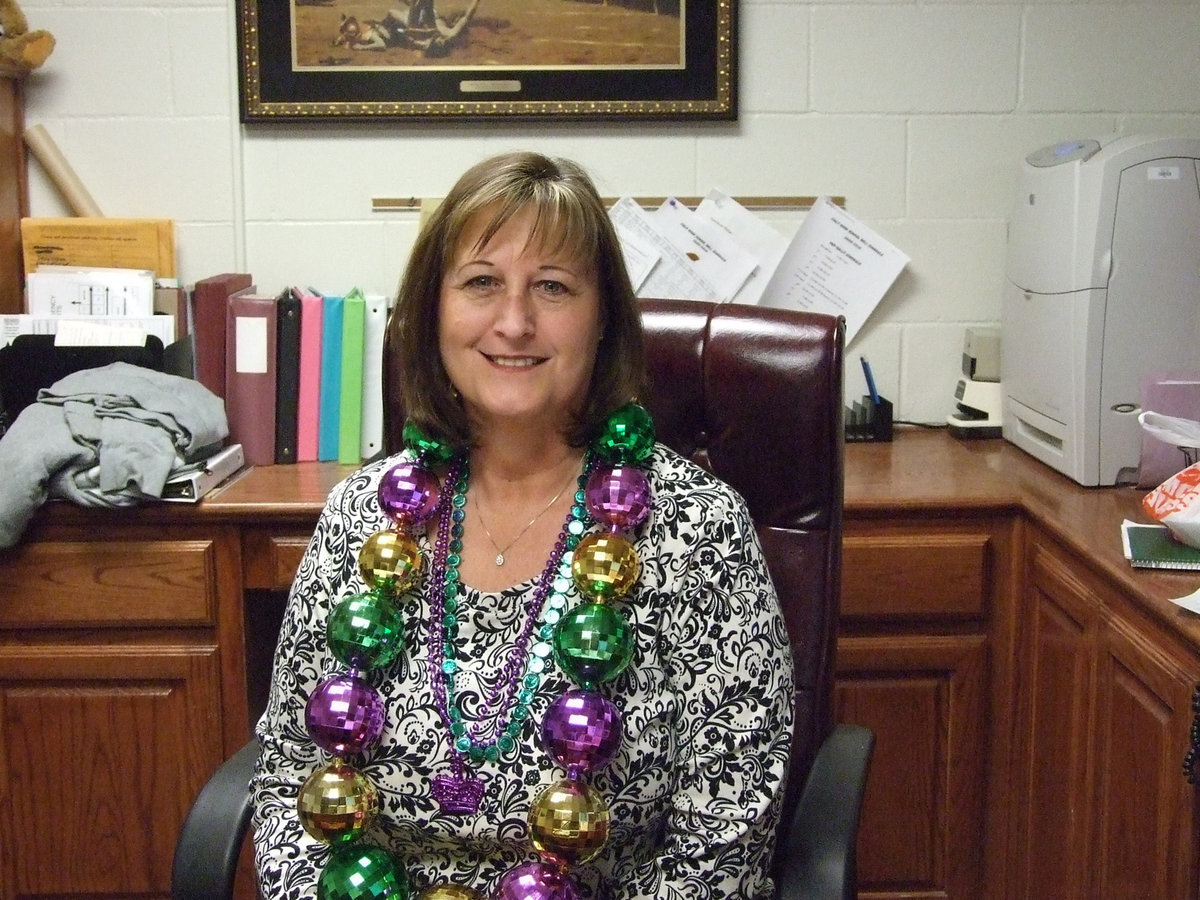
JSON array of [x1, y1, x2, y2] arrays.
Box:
[[639, 299, 844, 532]]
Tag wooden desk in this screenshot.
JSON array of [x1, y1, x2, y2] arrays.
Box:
[[1, 433, 1197, 899], [841, 430, 1200, 899]]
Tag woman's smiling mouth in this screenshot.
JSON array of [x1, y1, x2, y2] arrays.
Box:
[[485, 354, 545, 368]]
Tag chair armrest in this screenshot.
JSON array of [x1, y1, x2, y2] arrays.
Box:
[[775, 723, 875, 900], [172, 737, 260, 900]]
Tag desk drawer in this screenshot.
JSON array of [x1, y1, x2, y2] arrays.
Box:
[[842, 531, 992, 621], [243, 531, 310, 591], [0, 539, 218, 628]]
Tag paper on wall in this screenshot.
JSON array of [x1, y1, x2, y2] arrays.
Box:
[[694, 189, 789, 305], [651, 198, 759, 303], [759, 197, 909, 343], [608, 197, 721, 302], [612, 220, 660, 293]]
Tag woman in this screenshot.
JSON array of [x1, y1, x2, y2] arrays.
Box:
[[251, 151, 794, 899]]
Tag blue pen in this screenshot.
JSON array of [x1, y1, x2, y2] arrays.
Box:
[[860, 356, 881, 405]]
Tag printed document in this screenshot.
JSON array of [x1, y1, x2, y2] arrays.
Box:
[[611, 220, 660, 294], [760, 197, 909, 343], [652, 198, 758, 303], [609, 197, 721, 303], [694, 189, 789, 305]]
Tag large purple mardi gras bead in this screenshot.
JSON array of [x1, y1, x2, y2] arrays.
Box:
[[493, 861, 581, 900], [585, 465, 651, 531], [378, 461, 440, 528], [541, 689, 623, 775], [306, 672, 386, 757]]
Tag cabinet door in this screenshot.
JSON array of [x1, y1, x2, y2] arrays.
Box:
[[1014, 534, 1200, 900], [1009, 545, 1099, 900], [836, 634, 990, 898], [0, 644, 226, 900], [1091, 615, 1200, 899], [839, 520, 1008, 899]]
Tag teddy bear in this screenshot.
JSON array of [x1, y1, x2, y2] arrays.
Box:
[[0, 0, 54, 73]]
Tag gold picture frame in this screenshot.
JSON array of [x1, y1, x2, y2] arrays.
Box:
[[237, 0, 736, 122]]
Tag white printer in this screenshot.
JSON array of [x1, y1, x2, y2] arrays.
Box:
[[1001, 134, 1200, 485]]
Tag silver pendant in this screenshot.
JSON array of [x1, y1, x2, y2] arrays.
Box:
[[495, 553, 505, 566]]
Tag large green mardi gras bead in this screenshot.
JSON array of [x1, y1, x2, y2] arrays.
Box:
[[328, 590, 404, 670], [593, 403, 655, 465], [319, 844, 410, 900], [402, 420, 455, 465], [298, 761, 379, 844], [552, 601, 633, 688]]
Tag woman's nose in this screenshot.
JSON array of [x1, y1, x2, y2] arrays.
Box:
[[493, 287, 535, 336]]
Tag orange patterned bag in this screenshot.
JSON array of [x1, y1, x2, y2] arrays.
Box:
[[1143, 462, 1200, 548]]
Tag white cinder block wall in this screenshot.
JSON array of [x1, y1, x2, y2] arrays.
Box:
[[16, 0, 1200, 425]]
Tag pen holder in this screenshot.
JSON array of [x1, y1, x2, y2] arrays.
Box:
[[845, 395, 893, 443]]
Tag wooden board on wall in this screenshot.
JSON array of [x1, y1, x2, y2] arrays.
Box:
[[0, 74, 26, 315]]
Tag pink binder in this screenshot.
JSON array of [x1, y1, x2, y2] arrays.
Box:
[[294, 287, 323, 462]]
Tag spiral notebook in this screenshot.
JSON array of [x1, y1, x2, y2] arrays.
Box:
[[1121, 520, 1200, 570]]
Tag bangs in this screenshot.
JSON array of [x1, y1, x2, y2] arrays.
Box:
[[450, 181, 602, 271]]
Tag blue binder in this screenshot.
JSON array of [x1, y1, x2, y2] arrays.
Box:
[[317, 294, 344, 461]]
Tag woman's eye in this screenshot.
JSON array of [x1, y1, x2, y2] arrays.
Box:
[[464, 274, 497, 289], [537, 280, 569, 296]]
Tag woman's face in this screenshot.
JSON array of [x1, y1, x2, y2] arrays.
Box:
[[438, 206, 604, 436]]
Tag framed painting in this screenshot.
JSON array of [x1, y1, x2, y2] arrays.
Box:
[[237, 0, 736, 122]]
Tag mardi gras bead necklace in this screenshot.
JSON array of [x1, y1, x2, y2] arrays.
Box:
[[297, 403, 656, 900]]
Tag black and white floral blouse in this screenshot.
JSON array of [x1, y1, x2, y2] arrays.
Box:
[[251, 444, 795, 899]]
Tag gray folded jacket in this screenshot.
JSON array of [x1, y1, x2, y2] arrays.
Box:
[[0, 362, 228, 549]]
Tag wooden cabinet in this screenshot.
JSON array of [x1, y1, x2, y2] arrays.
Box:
[[6, 439, 1200, 898], [835, 512, 1018, 899], [1008, 526, 1200, 899], [0, 520, 249, 900]]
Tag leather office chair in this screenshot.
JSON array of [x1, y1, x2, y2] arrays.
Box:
[[173, 299, 873, 900]]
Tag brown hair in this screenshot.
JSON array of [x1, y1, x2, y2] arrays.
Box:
[[386, 150, 646, 451]]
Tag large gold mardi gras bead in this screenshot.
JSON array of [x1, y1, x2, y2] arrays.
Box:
[[359, 529, 422, 593], [528, 778, 611, 865], [298, 761, 379, 844], [416, 885, 486, 900], [571, 532, 639, 600]]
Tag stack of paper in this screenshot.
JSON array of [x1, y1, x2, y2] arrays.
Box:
[[12, 217, 180, 349], [609, 192, 909, 344], [26, 265, 156, 318]]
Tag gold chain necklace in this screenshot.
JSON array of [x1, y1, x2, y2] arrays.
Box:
[[472, 477, 572, 566]]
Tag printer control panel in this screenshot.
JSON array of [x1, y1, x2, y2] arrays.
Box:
[[1026, 139, 1101, 167]]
